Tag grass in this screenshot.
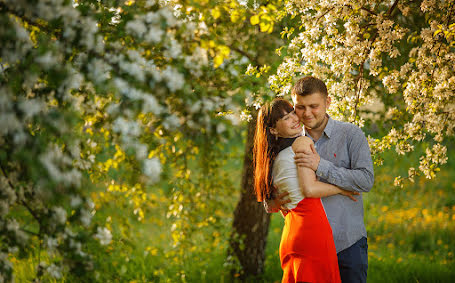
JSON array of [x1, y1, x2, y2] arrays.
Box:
[[10, 141, 455, 282], [260, 146, 455, 283]]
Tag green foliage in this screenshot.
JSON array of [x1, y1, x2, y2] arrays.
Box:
[[11, 137, 455, 282], [2, 0, 454, 281]]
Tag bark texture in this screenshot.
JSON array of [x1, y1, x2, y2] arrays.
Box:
[[229, 113, 271, 277]]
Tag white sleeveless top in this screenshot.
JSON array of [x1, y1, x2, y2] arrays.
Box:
[[272, 146, 305, 210]]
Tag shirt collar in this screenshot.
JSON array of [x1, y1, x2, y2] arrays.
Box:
[[303, 114, 333, 139], [323, 115, 334, 139]]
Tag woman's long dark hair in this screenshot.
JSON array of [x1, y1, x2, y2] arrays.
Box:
[[253, 98, 294, 202]]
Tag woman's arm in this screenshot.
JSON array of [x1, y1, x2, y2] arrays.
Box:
[[292, 137, 358, 199]]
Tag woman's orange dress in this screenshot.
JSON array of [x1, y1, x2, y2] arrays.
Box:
[[279, 198, 341, 283]]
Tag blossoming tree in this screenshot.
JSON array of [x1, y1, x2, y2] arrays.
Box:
[[238, 0, 454, 276], [1, 0, 453, 280], [0, 0, 291, 280], [0, 0, 241, 280], [265, 0, 454, 186]]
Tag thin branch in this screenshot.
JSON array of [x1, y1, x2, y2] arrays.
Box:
[[352, 29, 379, 123], [21, 228, 40, 236], [227, 44, 257, 65], [316, 7, 335, 23], [360, 7, 378, 16], [352, 0, 399, 122], [386, 0, 400, 16], [320, 4, 378, 26], [0, 164, 17, 197], [428, 2, 454, 89], [344, 4, 378, 16], [0, 2, 63, 39], [0, 163, 42, 223]]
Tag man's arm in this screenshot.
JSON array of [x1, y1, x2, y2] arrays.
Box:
[[316, 127, 374, 192], [263, 191, 291, 213], [293, 136, 360, 199], [296, 126, 374, 192], [263, 198, 277, 213]]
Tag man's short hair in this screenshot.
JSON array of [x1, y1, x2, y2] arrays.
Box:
[[292, 76, 328, 97]]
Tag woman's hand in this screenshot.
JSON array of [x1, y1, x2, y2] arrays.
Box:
[[339, 189, 360, 201]]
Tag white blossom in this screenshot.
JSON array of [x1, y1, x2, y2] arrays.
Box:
[[163, 114, 180, 130], [224, 113, 240, 126], [160, 7, 178, 27], [240, 111, 253, 122], [145, 11, 160, 24], [70, 195, 83, 207], [143, 157, 161, 183], [80, 208, 92, 227], [45, 236, 58, 251], [6, 219, 20, 233], [0, 200, 9, 216], [144, 26, 164, 43], [382, 71, 401, 94], [119, 58, 146, 82], [80, 17, 99, 51], [216, 123, 226, 134], [46, 264, 62, 279], [162, 67, 184, 92], [69, 238, 87, 257], [165, 39, 182, 59], [87, 199, 95, 210], [87, 59, 112, 85], [39, 145, 82, 186], [53, 207, 67, 225], [112, 117, 141, 137], [35, 52, 56, 70], [145, 0, 156, 8], [142, 94, 162, 115], [0, 113, 22, 136], [134, 142, 148, 160], [202, 99, 215, 111], [94, 227, 112, 245], [0, 252, 12, 270]]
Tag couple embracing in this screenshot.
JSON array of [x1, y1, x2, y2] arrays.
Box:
[[253, 76, 374, 283]]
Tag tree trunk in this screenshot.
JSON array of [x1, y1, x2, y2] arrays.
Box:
[[229, 113, 271, 277]]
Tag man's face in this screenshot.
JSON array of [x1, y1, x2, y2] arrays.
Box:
[[292, 92, 331, 131]]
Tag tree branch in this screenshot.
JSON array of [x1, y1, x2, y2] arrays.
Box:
[[227, 44, 257, 65], [0, 163, 42, 223], [316, 7, 335, 23], [352, 0, 399, 123], [344, 4, 378, 16], [21, 227, 40, 236], [387, 0, 400, 16], [0, 2, 62, 39]]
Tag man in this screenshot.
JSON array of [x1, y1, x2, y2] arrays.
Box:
[[265, 76, 374, 283]]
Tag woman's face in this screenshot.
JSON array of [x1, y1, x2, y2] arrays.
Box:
[[271, 110, 302, 138]]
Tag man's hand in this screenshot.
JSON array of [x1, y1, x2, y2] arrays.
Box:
[[339, 189, 360, 201], [267, 191, 291, 214], [294, 143, 320, 171]]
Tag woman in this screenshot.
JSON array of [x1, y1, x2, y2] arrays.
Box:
[[253, 99, 358, 283]]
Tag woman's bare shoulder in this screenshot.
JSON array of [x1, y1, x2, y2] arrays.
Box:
[[292, 136, 313, 152]]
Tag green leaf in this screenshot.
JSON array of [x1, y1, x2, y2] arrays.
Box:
[[259, 21, 273, 33], [250, 15, 260, 25], [211, 8, 221, 19], [230, 9, 244, 23], [214, 55, 224, 68]]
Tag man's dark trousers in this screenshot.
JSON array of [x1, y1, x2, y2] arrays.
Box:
[[337, 237, 368, 283]]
